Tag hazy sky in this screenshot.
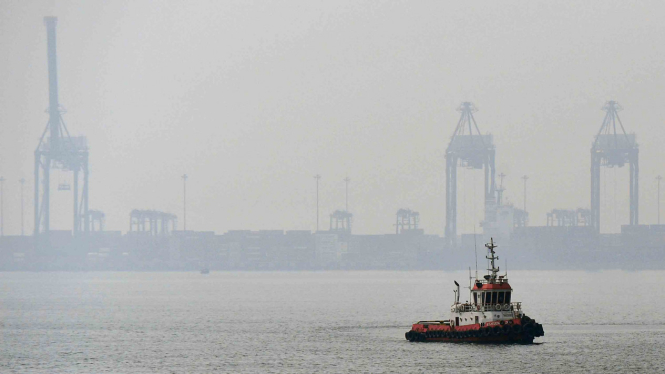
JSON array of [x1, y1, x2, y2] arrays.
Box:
[[1, 0, 664, 236]]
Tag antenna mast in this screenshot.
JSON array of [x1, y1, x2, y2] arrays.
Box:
[[468, 267, 473, 302], [473, 226, 478, 280]]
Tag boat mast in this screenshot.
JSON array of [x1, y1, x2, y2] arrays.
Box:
[[485, 237, 500, 283]]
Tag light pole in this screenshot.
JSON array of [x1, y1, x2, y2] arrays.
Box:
[[522, 175, 529, 213], [0, 176, 4, 237], [19, 178, 25, 236], [344, 176, 350, 212], [314, 174, 321, 232], [657, 175, 662, 225], [497, 172, 506, 205], [182, 174, 188, 232]]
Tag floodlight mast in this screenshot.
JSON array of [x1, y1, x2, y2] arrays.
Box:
[[314, 175, 321, 231]]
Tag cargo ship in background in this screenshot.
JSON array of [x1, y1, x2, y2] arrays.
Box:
[[405, 238, 544, 343]]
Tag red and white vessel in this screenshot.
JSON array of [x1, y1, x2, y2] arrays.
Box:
[[405, 238, 544, 344]]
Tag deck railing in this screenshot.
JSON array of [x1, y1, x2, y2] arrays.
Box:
[[452, 302, 521, 313]]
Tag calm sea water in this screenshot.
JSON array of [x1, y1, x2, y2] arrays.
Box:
[[1, 270, 664, 373]]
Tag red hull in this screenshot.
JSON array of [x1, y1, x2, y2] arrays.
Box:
[[405, 316, 543, 344], [406, 332, 534, 344]]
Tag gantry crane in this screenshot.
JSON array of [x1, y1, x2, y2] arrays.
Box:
[[590, 101, 638, 232], [445, 102, 496, 246], [34, 17, 90, 243]]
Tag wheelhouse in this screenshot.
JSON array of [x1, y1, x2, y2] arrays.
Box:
[[472, 281, 512, 307]]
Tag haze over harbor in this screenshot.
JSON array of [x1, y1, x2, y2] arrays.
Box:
[[1, 1, 665, 271], [1, 1, 665, 236]]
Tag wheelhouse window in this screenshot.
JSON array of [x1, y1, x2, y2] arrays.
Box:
[[505, 292, 512, 304], [473, 292, 478, 305], [491, 291, 497, 304], [497, 291, 505, 304]]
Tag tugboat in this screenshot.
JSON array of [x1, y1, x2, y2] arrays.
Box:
[[405, 238, 544, 343]]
